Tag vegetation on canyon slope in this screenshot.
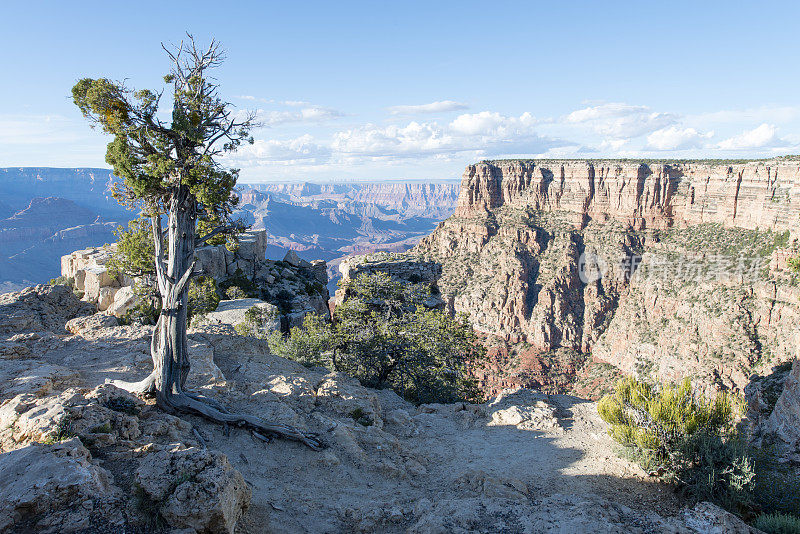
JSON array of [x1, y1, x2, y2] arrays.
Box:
[[238, 271, 486, 405]]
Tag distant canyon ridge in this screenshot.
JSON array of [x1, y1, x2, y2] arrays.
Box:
[[0, 167, 459, 292]]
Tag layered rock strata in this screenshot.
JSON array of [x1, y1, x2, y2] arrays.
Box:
[[412, 158, 800, 395]]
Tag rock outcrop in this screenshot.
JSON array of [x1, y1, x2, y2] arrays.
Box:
[[60, 231, 331, 327], [411, 158, 800, 397], [332, 252, 444, 309]]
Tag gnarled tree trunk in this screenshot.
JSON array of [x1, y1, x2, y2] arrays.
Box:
[[112, 185, 322, 450]]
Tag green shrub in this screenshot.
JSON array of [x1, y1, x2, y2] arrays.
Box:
[[333, 272, 485, 404], [49, 276, 75, 288], [225, 286, 247, 300], [219, 268, 258, 298], [598, 377, 753, 511], [118, 282, 160, 326], [789, 256, 800, 274], [266, 314, 333, 368], [188, 276, 220, 322], [42, 416, 75, 444], [234, 304, 280, 337], [754, 513, 800, 534]]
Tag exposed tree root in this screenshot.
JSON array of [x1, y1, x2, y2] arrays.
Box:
[[106, 377, 323, 450], [106, 372, 156, 394], [168, 392, 324, 450]]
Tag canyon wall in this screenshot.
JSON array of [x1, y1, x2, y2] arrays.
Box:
[[415, 158, 800, 396], [455, 159, 800, 232]]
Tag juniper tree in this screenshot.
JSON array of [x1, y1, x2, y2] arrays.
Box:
[[72, 36, 321, 449]]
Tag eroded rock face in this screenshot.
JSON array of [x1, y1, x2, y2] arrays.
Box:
[[412, 159, 800, 396], [454, 159, 800, 232], [765, 357, 800, 447], [0, 438, 122, 533], [0, 284, 94, 335]]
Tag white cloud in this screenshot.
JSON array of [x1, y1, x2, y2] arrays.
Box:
[[332, 122, 456, 157], [563, 102, 677, 140], [332, 112, 559, 160], [647, 126, 713, 151], [256, 106, 343, 126], [282, 100, 312, 107], [387, 100, 469, 115], [227, 134, 330, 165], [566, 103, 650, 123], [449, 111, 536, 136], [717, 123, 779, 150], [236, 95, 274, 103], [597, 112, 676, 139]]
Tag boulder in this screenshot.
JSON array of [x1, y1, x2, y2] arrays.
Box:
[[106, 285, 139, 317], [683, 502, 763, 533], [83, 266, 117, 301], [310, 259, 328, 285], [283, 250, 302, 267], [765, 357, 800, 446], [97, 286, 119, 311], [74, 269, 86, 291], [65, 313, 118, 334], [0, 438, 118, 532], [135, 447, 250, 534], [194, 246, 227, 279]]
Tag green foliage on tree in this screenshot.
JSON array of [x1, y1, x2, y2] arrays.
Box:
[[225, 286, 247, 300], [268, 314, 333, 368], [107, 216, 156, 278], [219, 268, 258, 299], [49, 276, 75, 288], [234, 272, 484, 404], [332, 272, 484, 404], [118, 281, 162, 326], [598, 377, 755, 512]]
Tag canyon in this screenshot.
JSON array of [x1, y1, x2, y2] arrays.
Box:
[[0, 168, 459, 293], [404, 158, 800, 397]]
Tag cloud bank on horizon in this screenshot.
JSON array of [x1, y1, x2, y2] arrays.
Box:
[[3, 98, 799, 182], [222, 99, 800, 180]]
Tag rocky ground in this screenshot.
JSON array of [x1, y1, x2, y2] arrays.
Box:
[[0, 285, 759, 533]]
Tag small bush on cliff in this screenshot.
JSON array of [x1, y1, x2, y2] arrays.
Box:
[[754, 512, 800, 534], [598, 377, 754, 511], [49, 275, 75, 288], [119, 281, 161, 325], [236, 307, 331, 367], [219, 268, 258, 298], [268, 314, 333, 368], [225, 286, 247, 300], [235, 304, 279, 337]]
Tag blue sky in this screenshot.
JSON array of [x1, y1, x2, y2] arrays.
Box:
[[2, 0, 800, 182]]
